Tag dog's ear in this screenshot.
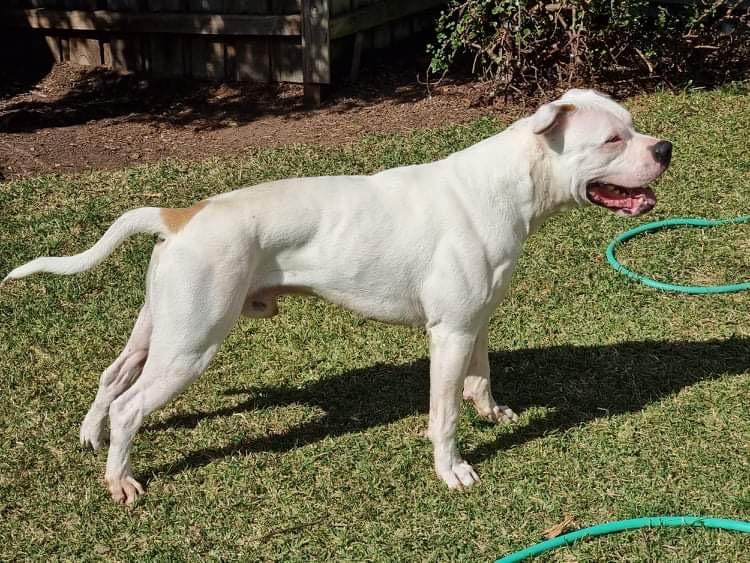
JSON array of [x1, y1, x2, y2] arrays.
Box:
[[531, 103, 577, 135]]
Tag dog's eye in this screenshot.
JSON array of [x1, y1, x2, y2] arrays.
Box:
[[605, 135, 622, 144]]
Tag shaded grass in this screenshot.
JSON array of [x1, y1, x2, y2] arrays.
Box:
[[1, 84, 750, 561]]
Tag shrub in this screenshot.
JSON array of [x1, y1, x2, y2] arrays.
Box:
[[428, 0, 750, 91]]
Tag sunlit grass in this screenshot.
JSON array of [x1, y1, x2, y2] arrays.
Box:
[[1, 84, 749, 561]]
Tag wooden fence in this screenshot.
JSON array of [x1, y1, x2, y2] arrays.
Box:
[[1, 0, 445, 102]]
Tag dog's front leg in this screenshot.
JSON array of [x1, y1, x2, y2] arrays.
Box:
[[462, 324, 519, 424], [426, 326, 480, 489]]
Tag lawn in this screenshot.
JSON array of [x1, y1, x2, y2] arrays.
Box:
[[1, 85, 749, 561]]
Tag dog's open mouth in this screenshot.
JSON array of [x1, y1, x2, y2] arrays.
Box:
[[586, 183, 657, 216]]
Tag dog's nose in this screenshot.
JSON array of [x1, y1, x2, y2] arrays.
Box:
[[650, 140, 672, 166]]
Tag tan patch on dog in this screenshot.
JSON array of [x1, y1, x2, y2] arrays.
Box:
[[161, 201, 208, 233]]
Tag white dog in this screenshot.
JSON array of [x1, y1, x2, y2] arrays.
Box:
[[4, 90, 672, 504]]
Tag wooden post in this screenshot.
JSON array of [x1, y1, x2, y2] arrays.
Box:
[[302, 0, 329, 105]]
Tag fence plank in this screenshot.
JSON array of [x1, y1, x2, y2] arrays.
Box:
[[271, 37, 302, 81], [190, 0, 222, 12], [330, 0, 445, 39], [59, 35, 70, 59], [147, 0, 184, 11], [191, 36, 224, 78], [391, 18, 410, 42], [102, 35, 143, 70], [330, 0, 349, 16], [271, 0, 300, 14], [349, 29, 363, 80], [412, 11, 434, 33], [224, 0, 268, 13], [7, 9, 303, 35], [236, 38, 270, 81], [27, 0, 63, 7], [150, 35, 185, 76], [68, 34, 101, 64], [44, 34, 64, 62], [372, 23, 389, 48], [64, 0, 98, 9], [106, 0, 139, 11]]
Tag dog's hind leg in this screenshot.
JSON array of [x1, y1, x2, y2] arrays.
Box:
[[102, 326, 226, 503], [102, 267, 246, 504], [80, 303, 152, 450], [462, 324, 518, 424]]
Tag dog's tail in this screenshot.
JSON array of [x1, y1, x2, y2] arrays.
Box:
[[3, 207, 167, 282]]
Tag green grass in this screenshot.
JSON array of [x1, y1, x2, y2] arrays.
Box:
[[1, 84, 750, 561]]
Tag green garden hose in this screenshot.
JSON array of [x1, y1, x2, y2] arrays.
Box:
[[606, 216, 750, 294], [495, 516, 750, 562], [495, 217, 750, 561]]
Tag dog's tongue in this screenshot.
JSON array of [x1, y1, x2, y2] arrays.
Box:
[[588, 184, 656, 215]]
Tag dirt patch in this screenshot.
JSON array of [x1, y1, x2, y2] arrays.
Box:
[[0, 54, 525, 181]]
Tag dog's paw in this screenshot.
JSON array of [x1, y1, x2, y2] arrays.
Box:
[[437, 460, 480, 490], [105, 475, 144, 505], [80, 415, 108, 450], [479, 404, 519, 424]]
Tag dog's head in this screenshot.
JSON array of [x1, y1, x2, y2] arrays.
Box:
[[529, 89, 671, 217]]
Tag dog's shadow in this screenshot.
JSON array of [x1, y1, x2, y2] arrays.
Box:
[[144, 338, 749, 479]]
